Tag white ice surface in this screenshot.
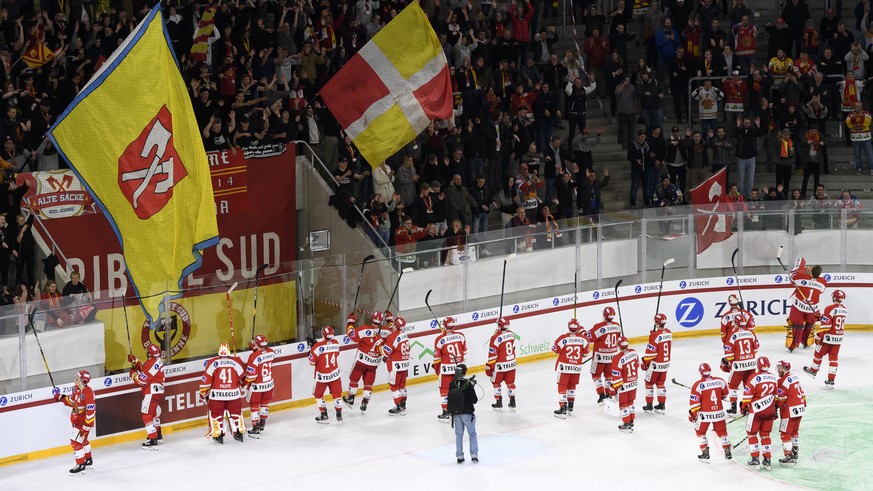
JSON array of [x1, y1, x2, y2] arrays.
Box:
[[3, 332, 870, 490]]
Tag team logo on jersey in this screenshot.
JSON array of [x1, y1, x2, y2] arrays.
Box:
[[634, 286, 642, 294], [140, 302, 192, 360], [679, 281, 687, 289], [103, 378, 113, 387], [512, 305, 520, 313], [676, 297, 704, 328], [593, 291, 600, 299], [726, 278, 734, 286], [471, 312, 479, 321]]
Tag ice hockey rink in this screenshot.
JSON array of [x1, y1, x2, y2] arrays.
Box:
[[3, 332, 871, 491]]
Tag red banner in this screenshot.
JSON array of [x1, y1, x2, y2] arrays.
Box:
[[18, 143, 297, 299], [690, 167, 733, 254]]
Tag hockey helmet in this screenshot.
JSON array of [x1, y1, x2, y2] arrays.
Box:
[[776, 360, 790, 374], [443, 316, 456, 331], [147, 343, 162, 358], [698, 362, 712, 377], [618, 336, 629, 349], [255, 334, 268, 348], [568, 318, 581, 332], [832, 290, 846, 303], [218, 341, 232, 356], [384, 310, 396, 325], [728, 294, 740, 306], [76, 370, 91, 385], [757, 356, 771, 371], [322, 326, 335, 339], [372, 311, 384, 326], [654, 313, 668, 327], [733, 312, 750, 328], [603, 306, 616, 320], [394, 317, 407, 330], [497, 317, 510, 329]]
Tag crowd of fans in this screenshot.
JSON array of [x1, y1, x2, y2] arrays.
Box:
[[0, 0, 870, 270]]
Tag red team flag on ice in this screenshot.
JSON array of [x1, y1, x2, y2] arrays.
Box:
[[319, 2, 453, 167], [690, 167, 733, 254]]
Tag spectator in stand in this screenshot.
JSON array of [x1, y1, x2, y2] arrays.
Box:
[[723, 71, 747, 129], [445, 174, 474, 229], [698, 0, 722, 42], [553, 171, 577, 220], [666, 46, 691, 124], [820, 8, 841, 42], [664, 125, 689, 196], [639, 2, 666, 73], [533, 29, 560, 71], [846, 101, 873, 174], [11, 207, 35, 288], [421, 154, 443, 189], [364, 194, 391, 247], [837, 190, 862, 228], [670, 0, 693, 33], [636, 71, 665, 134], [762, 185, 786, 230], [0, 213, 10, 288], [646, 127, 666, 204], [801, 21, 821, 57], [692, 79, 723, 137], [765, 19, 793, 59], [519, 57, 543, 91], [628, 130, 651, 208], [429, 181, 448, 235], [775, 129, 796, 192], [802, 125, 825, 198], [565, 73, 598, 144], [804, 184, 832, 229], [508, 1, 535, 65], [732, 15, 759, 74], [494, 175, 523, 226], [832, 21, 855, 60], [372, 161, 395, 202], [572, 127, 602, 175], [746, 188, 765, 230], [615, 77, 637, 148], [655, 18, 682, 83], [62, 271, 96, 324], [684, 17, 704, 65], [470, 176, 493, 235], [577, 167, 610, 220], [508, 206, 536, 252], [532, 82, 560, 152], [542, 136, 570, 204], [845, 42, 868, 78], [609, 23, 635, 70], [652, 175, 683, 234], [685, 128, 710, 189], [604, 51, 626, 124], [395, 217, 428, 267], [202, 113, 236, 152], [819, 47, 844, 117], [516, 162, 543, 220], [442, 219, 471, 265], [726, 184, 748, 212], [735, 115, 762, 198], [781, 0, 811, 57], [396, 156, 419, 208], [708, 126, 733, 183], [583, 27, 610, 103]]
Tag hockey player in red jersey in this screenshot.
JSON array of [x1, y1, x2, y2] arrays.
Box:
[[380, 316, 410, 415], [722, 312, 759, 415], [786, 258, 827, 352], [606, 336, 639, 433], [720, 294, 755, 344], [804, 290, 847, 387], [434, 316, 467, 422], [53, 370, 95, 475], [551, 319, 590, 418], [309, 326, 344, 424], [199, 342, 247, 443], [486, 317, 518, 411], [128, 343, 165, 449], [642, 313, 672, 415], [342, 311, 385, 412], [688, 362, 732, 463], [776, 360, 806, 465], [244, 334, 276, 437], [741, 356, 779, 469], [588, 307, 622, 405]]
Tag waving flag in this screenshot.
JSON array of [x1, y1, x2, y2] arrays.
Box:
[[22, 40, 55, 69], [48, 4, 219, 326], [319, 1, 453, 166], [690, 167, 733, 254]]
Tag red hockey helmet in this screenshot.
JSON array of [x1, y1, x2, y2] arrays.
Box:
[[255, 334, 268, 348], [603, 306, 616, 320], [146, 343, 161, 358], [568, 319, 581, 332], [832, 290, 846, 303], [776, 360, 790, 374], [372, 311, 384, 326], [698, 362, 712, 377], [618, 336, 629, 349], [497, 317, 510, 330], [733, 312, 749, 328], [394, 317, 407, 331], [76, 370, 91, 385], [322, 326, 335, 339], [218, 341, 231, 356], [728, 294, 740, 306], [384, 310, 396, 324], [443, 316, 456, 331], [654, 313, 668, 327], [757, 356, 771, 371]]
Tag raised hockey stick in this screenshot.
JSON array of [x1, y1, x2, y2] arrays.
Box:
[[653, 258, 675, 330], [499, 253, 517, 319], [251, 263, 268, 344], [352, 255, 376, 314], [776, 246, 816, 308], [227, 282, 239, 355], [573, 270, 579, 320], [671, 378, 692, 390], [27, 309, 56, 389], [424, 289, 440, 328], [730, 248, 745, 307], [385, 267, 414, 313], [614, 279, 624, 336]]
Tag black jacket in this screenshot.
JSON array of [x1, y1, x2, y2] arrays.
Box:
[[451, 375, 478, 414]]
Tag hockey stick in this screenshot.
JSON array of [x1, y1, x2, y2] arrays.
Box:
[[730, 248, 745, 307], [424, 289, 440, 328], [352, 255, 376, 314], [776, 246, 817, 309], [27, 309, 56, 389], [385, 267, 414, 313], [653, 258, 675, 330], [227, 282, 239, 355], [573, 270, 578, 320], [614, 279, 624, 336], [122, 295, 134, 362], [499, 253, 517, 319], [671, 378, 692, 390], [733, 435, 748, 449], [251, 264, 268, 344]]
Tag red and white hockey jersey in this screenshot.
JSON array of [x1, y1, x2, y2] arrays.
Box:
[[380, 330, 410, 372], [689, 376, 729, 422], [789, 258, 827, 313], [742, 370, 778, 414], [819, 302, 848, 345], [608, 349, 640, 393], [131, 357, 165, 397], [723, 329, 759, 371], [308, 339, 342, 383], [347, 322, 383, 366], [60, 385, 96, 429], [643, 328, 672, 371], [487, 330, 518, 373], [777, 373, 807, 419], [433, 331, 467, 376], [552, 332, 590, 373], [200, 355, 246, 400], [245, 347, 277, 392], [588, 320, 621, 364]]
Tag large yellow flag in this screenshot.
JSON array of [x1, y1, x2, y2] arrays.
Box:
[[48, 5, 219, 326]]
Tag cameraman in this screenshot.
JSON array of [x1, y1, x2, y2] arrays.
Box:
[[450, 363, 479, 464]]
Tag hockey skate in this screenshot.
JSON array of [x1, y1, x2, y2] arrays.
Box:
[[724, 448, 732, 460], [258, 419, 266, 431], [567, 400, 575, 414], [315, 409, 330, 424], [69, 463, 87, 476], [247, 425, 261, 439], [747, 456, 760, 467], [553, 405, 567, 419], [492, 397, 503, 411], [762, 457, 771, 470], [642, 403, 654, 414], [779, 454, 797, 466], [618, 422, 634, 433], [388, 404, 406, 416], [698, 447, 710, 463], [342, 394, 355, 409], [233, 431, 244, 442], [726, 402, 738, 415], [360, 399, 369, 412], [335, 409, 343, 425], [437, 410, 451, 423], [156, 427, 163, 444], [824, 379, 835, 388], [508, 396, 517, 411], [792, 446, 799, 459], [597, 393, 608, 406], [84, 457, 93, 468], [803, 366, 818, 378], [654, 403, 666, 415], [400, 397, 407, 410], [141, 438, 159, 450], [213, 433, 224, 444]]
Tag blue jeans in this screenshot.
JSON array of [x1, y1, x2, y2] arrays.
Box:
[[701, 118, 717, 137], [454, 413, 478, 459], [537, 120, 555, 152], [736, 157, 756, 197], [643, 109, 663, 134], [472, 212, 489, 234], [853, 140, 873, 172], [630, 164, 644, 206], [644, 166, 658, 206]]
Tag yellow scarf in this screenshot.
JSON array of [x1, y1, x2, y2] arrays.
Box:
[[780, 138, 792, 158]]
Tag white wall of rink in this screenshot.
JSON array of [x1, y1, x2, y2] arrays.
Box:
[[1, 272, 870, 461]]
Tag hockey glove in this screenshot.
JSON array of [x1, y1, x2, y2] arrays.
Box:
[[347, 313, 357, 325], [305, 335, 316, 347], [688, 410, 697, 423], [641, 359, 651, 371], [52, 386, 61, 401], [814, 331, 824, 346], [127, 353, 138, 364], [485, 365, 494, 378], [720, 357, 731, 373], [606, 386, 617, 397], [740, 403, 750, 415]]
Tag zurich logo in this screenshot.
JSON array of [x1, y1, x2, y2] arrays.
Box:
[[297, 343, 306, 352], [0, 396, 6, 407], [512, 305, 520, 313], [104, 378, 112, 387], [824, 274, 832, 281], [775, 275, 783, 283], [634, 286, 642, 294], [675, 297, 705, 328], [679, 280, 687, 289], [343, 336, 351, 344], [553, 298, 560, 306], [593, 291, 600, 299], [472, 312, 480, 321], [430, 319, 438, 328], [726, 278, 734, 286]]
